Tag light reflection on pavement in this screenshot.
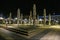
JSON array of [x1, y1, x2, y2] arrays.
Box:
[[40, 30, 60, 40], [0, 27, 60, 40], [0, 28, 27, 40]]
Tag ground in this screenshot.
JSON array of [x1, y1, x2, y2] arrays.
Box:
[[0, 24, 60, 40]]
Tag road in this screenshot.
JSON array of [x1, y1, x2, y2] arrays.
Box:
[[40, 30, 60, 40], [0, 36, 6, 40], [0, 28, 60, 40], [0, 28, 27, 40]]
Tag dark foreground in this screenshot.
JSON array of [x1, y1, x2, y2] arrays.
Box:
[[0, 28, 60, 40]]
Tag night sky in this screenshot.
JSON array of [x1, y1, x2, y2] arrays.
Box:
[[0, 0, 60, 18]]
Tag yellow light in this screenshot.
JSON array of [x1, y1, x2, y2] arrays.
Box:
[[50, 25, 60, 28], [7, 26, 13, 28]]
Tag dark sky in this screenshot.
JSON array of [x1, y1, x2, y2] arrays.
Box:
[[0, 0, 60, 18]]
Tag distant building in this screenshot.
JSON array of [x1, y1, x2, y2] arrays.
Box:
[[0, 17, 5, 24], [39, 15, 60, 24]]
